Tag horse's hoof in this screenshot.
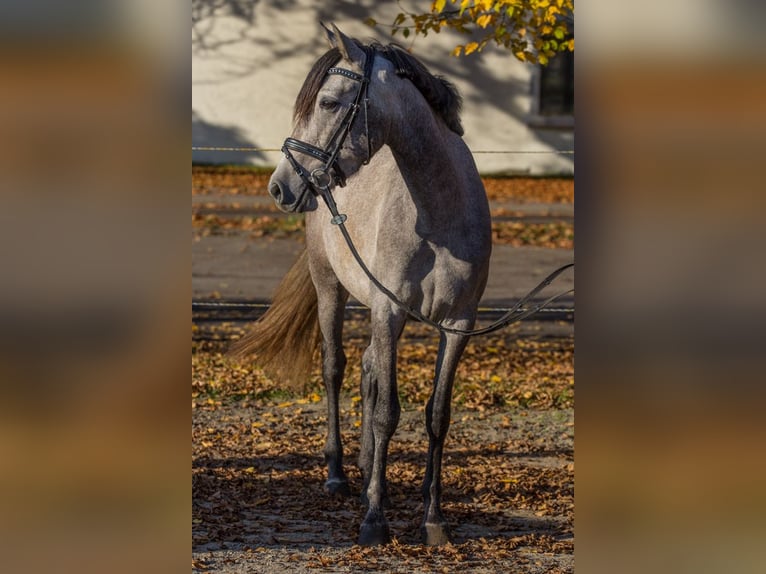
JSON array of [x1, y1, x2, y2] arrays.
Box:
[[421, 522, 452, 546], [324, 478, 351, 497], [358, 517, 391, 546]]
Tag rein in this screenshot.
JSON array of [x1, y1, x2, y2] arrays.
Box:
[[281, 47, 574, 337]]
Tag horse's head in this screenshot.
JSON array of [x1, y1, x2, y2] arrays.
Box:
[[268, 24, 386, 213]]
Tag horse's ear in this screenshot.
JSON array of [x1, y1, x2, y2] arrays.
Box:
[[322, 22, 365, 64]]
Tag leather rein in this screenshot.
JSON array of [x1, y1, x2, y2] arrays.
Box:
[[281, 47, 573, 337]]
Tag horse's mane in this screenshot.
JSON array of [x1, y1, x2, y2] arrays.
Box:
[[293, 40, 464, 136], [375, 42, 464, 136]]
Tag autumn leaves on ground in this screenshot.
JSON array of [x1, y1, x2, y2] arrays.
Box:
[[192, 166, 574, 249], [192, 167, 574, 573]]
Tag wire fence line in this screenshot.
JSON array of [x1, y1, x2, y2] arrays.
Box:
[[192, 300, 573, 315], [192, 146, 574, 155]]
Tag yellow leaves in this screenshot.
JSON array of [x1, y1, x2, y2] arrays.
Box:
[[464, 41, 480, 55], [387, 0, 573, 63], [476, 14, 493, 29], [491, 221, 574, 249], [545, 6, 561, 23], [204, 397, 221, 409], [295, 393, 321, 404]]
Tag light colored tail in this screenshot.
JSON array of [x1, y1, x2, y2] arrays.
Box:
[[228, 249, 321, 386]]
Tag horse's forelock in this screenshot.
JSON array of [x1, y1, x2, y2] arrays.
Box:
[[293, 47, 342, 124]]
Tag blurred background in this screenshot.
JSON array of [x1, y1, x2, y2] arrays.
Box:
[[0, 1, 188, 573], [577, 1, 766, 572]]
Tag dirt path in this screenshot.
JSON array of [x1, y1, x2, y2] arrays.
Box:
[[192, 232, 574, 310]]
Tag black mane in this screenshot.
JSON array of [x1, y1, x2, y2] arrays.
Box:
[[293, 40, 464, 136]]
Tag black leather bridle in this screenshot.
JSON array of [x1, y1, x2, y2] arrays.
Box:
[[281, 46, 375, 223]]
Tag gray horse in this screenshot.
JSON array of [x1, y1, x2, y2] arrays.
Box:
[[233, 24, 492, 546]]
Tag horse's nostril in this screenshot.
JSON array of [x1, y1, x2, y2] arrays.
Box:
[[268, 181, 283, 202]]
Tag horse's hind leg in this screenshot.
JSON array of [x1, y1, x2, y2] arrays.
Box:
[[317, 281, 350, 496], [421, 331, 470, 545]]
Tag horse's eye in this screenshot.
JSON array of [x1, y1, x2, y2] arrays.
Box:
[[319, 99, 339, 112]]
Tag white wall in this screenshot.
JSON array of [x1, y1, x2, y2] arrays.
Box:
[[192, 0, 573, 175]]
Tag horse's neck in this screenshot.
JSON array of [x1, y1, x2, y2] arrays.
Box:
[[387, 104, 476, 220]]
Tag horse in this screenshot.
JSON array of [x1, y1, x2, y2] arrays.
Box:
[[233, 24, 493, 546]]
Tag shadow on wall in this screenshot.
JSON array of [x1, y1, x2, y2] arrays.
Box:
[[193, 0, 260, 52], [192, 0, 310, 83], [192, 111, 265, 165]]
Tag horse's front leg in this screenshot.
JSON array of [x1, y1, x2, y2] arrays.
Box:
[[421, 331, 470, 545], [358, 344, 376, 504], [358, 308, 406, 546], [317, 282, 350, 496]]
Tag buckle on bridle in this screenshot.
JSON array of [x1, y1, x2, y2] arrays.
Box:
[[311, 168, 333, 190]]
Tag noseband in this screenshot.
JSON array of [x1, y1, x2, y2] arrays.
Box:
[[281, 46, 375, 215]]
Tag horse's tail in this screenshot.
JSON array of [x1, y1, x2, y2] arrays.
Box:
[[228, 248, 321, 387]]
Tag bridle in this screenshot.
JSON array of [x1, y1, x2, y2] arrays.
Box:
[[279, 45, 574, 337], [281, 45, 375, 224]]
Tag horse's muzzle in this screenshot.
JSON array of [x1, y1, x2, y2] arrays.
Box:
[[268, 175, 316, 213]]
